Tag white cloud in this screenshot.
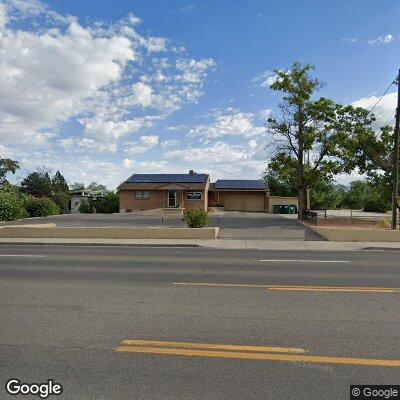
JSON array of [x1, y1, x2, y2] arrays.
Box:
[[352, 91, 396, 128], [161, 139, 180, 148], [0, 18, 135, 143], [124, 135, 159, 154], [259, 108, 272, 120], [176, 58, 216, 83], [0, 2, 8, 28], [122, 158, 175, 174], [145, 36, 167, 53], [166, 125, 188, 131], [164, 141, 250, 163], [162, 140, 266, 179], [368, 34, 394, 45], [0, 1, 215, 152], [343, 37, 357, 43], [79, 116, 157, 140], [59, 138, 118, 153], [248, 139, 258, 149], [179, 5, 197, 14], [119, 82, 155, 108], [128, 13, 141, 25], [189, 111, 264, 139], [252, 70, 279, 88]]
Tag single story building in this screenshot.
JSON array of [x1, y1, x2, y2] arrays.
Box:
[[118, 171, 298, 213], [69, 187, 107, 214], [118, 172, 209, 212]]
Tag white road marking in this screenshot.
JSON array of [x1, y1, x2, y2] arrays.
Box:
[[259, 259, 349, 263], [0, 254, 45, 258]]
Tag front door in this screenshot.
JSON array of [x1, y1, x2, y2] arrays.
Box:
[[168, 190, 176, 207]]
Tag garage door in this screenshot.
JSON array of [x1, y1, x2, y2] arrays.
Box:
[[224, 194, 244, 211], [224, 193, 265, 211], [244, 194, 265, 211]]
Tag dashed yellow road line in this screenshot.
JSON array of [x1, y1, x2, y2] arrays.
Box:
[[115, 345, 400, 368], [172, 282, 399, 293], [120, 339, 306, 354]]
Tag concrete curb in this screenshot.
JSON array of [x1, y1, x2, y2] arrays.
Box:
[[1, 238, 400, 251], [0, 226, 219, 240], [308, 225, 400, 242]]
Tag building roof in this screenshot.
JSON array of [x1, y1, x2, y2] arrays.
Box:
[[214, 179, 268, 190], [124, 173, 209, 184]]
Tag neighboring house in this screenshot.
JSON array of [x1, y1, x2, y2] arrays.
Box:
[[69, 187, 107, 213], [118, 170, 298, 213]]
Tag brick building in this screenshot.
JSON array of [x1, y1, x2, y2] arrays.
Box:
[[117, 171, 296, 213]]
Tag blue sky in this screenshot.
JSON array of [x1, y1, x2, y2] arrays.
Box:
[[0, 0, 399, 188]]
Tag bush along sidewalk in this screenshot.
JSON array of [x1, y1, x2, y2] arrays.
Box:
[[0, 186, 28, 221], [185, 209, 209, 228], [24, 196, 61, 217]]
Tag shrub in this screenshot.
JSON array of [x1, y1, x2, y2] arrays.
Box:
[[0, 188, 28, 221], [25, 196, 61, 217], [94, 192, 119, 213], [185, 209, 209, 228], [52, 191, 70, 213], [378, 218, 391, 229], [78, 199, 93, 214], [363, 195, 391, 213]]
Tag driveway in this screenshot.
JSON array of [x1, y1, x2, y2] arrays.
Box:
[[1, 211, 323, 241], [213, 212, 323, 241]]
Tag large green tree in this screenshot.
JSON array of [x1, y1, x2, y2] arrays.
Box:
[[0, 158, 20, 185], [20, 170, 52, 197], [51, 171, 69, 193], [263, 153, 297, 197], [267, 62, 375, 219]]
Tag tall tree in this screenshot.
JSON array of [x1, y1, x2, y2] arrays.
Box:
[[0, 158, 20, 185], [263, 153, 297, 197], [20, 170, 52, 197], [267, 62, 374, 219], [51, 171, 69, 193]]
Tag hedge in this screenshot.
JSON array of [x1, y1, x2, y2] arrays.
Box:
[[25, 196, 61, 217], [0, 190, 28, 221]]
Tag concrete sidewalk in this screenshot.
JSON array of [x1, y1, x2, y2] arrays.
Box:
[[1, 237, 400, 251]]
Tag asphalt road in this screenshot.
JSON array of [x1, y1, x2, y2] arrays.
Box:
[[1, 211, 323, 240], [0, 245, 399, 399]]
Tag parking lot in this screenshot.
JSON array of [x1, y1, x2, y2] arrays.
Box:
[[0, 211, 323, 241]]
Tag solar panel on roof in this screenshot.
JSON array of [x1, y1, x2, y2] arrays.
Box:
[[214, 180, 267, 190], [125, 173, 208, 184]]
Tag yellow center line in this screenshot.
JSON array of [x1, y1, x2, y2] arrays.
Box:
[[268, 288, 396, 293], [172, 282, 400, 293], [120, 339, 306, 354], [115, 346, 400, 368]]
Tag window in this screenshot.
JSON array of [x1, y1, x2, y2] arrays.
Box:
[[135, 190, 150, 200], [186, 192, 202, 201]]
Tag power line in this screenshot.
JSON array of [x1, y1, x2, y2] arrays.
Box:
[[366, 77, 397, 117], [384, 109, 396, 126]]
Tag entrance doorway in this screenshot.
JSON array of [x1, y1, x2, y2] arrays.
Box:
[[168, 190, 176, 207]]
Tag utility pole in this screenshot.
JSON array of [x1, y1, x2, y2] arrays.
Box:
[[392, 69, 400, 230]]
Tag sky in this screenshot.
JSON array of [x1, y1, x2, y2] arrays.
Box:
[[0, 0, 399, 189]]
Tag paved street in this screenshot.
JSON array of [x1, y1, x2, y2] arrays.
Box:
[[0, 245, 399, 399], [0, 211, 323, 241]]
